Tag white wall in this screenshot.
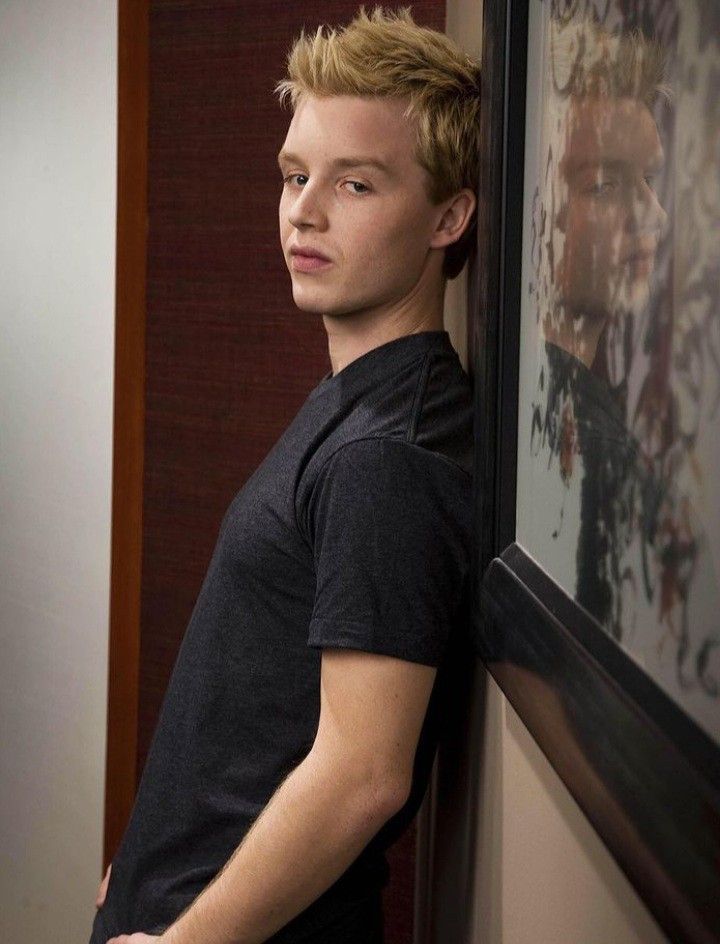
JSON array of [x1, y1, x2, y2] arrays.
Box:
[[0, 2, 116, 940]]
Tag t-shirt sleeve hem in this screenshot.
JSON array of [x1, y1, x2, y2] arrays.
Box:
[[307, 616, 443, 667]]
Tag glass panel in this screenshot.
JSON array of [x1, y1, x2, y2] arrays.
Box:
[[516, 0, 720, 745]]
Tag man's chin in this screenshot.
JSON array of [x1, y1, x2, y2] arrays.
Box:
[[625, 281, 651, 316], [291, 291, 355, 318], [292, 299, 338, 315]]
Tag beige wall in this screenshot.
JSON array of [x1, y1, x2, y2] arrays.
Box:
[[440, 2, 670, 941], [0, 1, 116, 941], [443, 0, 481, 371], [470, 670, 669, 944]]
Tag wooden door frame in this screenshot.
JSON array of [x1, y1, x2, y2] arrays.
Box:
[[104, 0, 148, 867]]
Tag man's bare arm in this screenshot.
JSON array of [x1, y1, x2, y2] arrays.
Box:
[[151, 648, 437, 944]]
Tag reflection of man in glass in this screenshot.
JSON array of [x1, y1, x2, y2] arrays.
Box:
[[528, 8, 719, 763], [550, 92, 667, 366], [534, 21, 669, 636], [544, 23, 668, 368]]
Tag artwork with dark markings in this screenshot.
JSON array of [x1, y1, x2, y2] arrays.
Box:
[[516, 0, 720, 744]]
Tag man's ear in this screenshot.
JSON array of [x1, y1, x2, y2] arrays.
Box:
[[430, 188, 477, 249]]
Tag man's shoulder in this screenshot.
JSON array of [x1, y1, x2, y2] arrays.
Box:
[[295, 351, 472, 509], [410, 345, 473, 472]]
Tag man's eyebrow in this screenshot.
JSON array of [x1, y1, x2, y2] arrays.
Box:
[[566, 158, 627, 175], [566, 152, 666, 176], [276, 150, 393, 175]]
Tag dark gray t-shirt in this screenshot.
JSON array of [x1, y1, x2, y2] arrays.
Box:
[[91, 330, 474, 942]]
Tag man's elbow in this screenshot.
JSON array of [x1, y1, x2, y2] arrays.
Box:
[[364, 770, 411, 824], [307, 746, 410, 829], [340, 759, 412, 837]]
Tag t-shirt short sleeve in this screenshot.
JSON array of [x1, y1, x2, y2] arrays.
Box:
[[304, 437, 471, 667]]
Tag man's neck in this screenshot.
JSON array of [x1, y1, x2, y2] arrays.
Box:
[[323, 288, 446, 377], [542, 307, 607, 370]]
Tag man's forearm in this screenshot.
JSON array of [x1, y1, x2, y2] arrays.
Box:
[[162, 750, 405, 944]]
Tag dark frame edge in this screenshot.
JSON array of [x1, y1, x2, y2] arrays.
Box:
[[481, 545, 720, 944], [470, 0, 526, 584]]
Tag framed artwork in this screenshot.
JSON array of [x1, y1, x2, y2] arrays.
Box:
[[471, 1, 720, 941]]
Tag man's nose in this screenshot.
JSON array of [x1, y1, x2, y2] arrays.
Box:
[[287, 180, 328, 230], [629, 178, 668, 236]]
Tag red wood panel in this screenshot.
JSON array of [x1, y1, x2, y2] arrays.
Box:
[[105, 0, 148, 867], [138, 3, 446, 940]]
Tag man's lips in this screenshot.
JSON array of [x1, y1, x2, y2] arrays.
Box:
[[624, 249, 656, 264], [289, 246, 333, 273], [290, 246, 331, 262], [621, 239, 658, 280], [623, 238, 657, 265]]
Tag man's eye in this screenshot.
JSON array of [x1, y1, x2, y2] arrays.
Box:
[[282, 175, 369, 195], [587, 179, 619, 196], [343, 180, 370, 195]]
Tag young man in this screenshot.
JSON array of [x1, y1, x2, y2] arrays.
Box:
[[91, 7, 480, 943]]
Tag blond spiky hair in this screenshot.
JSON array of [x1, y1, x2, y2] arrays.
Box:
[[274, 5, 482, 280], [551, 17, 670, 107]]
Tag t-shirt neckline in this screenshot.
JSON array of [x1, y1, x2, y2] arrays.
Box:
[[309, 330, 453, 400]]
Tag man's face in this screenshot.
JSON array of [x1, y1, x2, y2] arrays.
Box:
[[556, 95, 667, 324], [277, 94, 448, 318]]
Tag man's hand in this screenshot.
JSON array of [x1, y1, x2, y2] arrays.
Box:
[[106, 935, 161, 943], [96, 863, 112, 908]]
